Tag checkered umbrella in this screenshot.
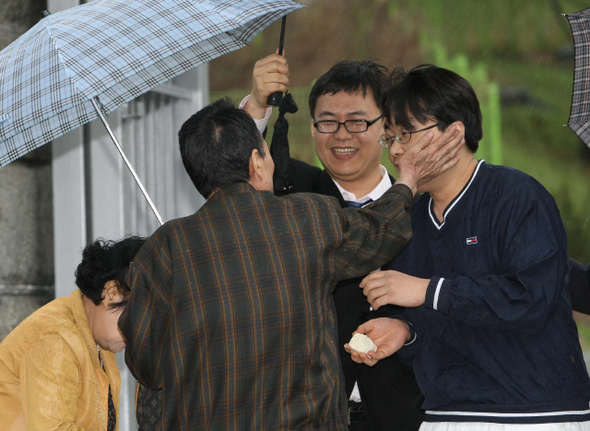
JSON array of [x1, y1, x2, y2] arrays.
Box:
[[0, 0, 303, 223], [566, 7, 590, 147]]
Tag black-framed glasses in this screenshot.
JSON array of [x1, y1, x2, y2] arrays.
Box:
[[378, 123, 441, 149], [313, 115, 384, 134]]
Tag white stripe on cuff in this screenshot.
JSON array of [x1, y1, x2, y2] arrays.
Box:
[[433, 278, 445, 311]]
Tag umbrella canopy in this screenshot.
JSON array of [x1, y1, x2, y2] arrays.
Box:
[[0, 0, 304, 168], [566, 7, 590, 147]]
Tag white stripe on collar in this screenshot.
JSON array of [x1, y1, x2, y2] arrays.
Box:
[[428, 160, 485, 230]]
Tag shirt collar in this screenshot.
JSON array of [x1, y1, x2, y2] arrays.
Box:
[[333, 165, 392, 203], [428, 159, 485, 230]]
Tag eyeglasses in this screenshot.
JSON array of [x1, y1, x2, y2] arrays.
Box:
[[378, 123, 441, 149], [313, 115, 384, 134]]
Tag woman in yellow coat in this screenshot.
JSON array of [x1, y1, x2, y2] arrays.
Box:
[[0, 236, 145, 431]]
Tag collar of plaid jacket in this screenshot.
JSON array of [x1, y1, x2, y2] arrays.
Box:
[[208, 182, 269, 201]]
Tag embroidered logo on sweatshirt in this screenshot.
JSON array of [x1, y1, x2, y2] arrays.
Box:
[[466, 236, 478, 245]]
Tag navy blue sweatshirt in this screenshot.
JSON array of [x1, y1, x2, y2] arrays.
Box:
[[388, 161, 590, 423]]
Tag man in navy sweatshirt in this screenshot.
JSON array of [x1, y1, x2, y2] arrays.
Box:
[[348, 64, 590, 429]]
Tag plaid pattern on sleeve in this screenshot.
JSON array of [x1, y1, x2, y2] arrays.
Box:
[[119, 182, 412, 430]]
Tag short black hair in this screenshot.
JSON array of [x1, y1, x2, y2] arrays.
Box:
[[75, 236, 146, 310], [386, 65, 482, 152], [308, 60, 391, 119], [178, 97, 266, 198]]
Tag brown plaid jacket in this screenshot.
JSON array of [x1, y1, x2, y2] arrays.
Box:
[[119, 182, 413, 430]]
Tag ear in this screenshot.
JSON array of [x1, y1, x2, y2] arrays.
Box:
[[449, 120, 465, 135], [102, 280, 122, 306], [248, 148, 264, 186]]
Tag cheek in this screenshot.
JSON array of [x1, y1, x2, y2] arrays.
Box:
[[362, 130, 385, 151], [313, 138, 329, 160], [312, 132, 325, 147], [364, 138, 385, 160], [107, 310, 124, 341]]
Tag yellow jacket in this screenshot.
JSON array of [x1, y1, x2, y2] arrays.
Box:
[[0, 289, 120, 430]]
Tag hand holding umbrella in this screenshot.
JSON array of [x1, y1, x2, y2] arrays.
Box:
[[247, 53, 290, 121], [245, 50, 296, 194]]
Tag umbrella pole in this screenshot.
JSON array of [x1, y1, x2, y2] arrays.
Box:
[[91, 97, 164, 226]]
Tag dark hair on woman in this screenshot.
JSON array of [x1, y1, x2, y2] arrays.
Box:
[[75, 236, 146, 310], [308, 60, 391, 118], [178, 97, 266, 198], [386, 64, 482, 152]]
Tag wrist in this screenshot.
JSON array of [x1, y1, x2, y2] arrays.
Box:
[[242, 95, 268, 120], [404, 321, 417, 346], [393, 318, 416, 346], [394, 172, 418, 196]]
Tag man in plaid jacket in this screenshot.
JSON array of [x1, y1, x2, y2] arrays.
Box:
[[119, 97, 462, 430]]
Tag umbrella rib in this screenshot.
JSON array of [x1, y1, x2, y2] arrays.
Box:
[[90, 97, 164, 226]]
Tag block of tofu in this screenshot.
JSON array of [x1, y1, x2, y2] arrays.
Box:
[[348, 333, 377, 354]]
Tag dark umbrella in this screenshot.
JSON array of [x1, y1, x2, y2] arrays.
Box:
[[265, 13, 298, 194], [270, 91, 298, 195], [565, 7, 590, 147]]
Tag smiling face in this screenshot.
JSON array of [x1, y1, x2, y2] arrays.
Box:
[[311, 90, 386, 195]]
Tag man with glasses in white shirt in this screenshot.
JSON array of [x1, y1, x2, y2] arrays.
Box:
[[242, 54, 464, 431]]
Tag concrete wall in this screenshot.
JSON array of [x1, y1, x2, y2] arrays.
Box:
[[0, 0, 53, 340]]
